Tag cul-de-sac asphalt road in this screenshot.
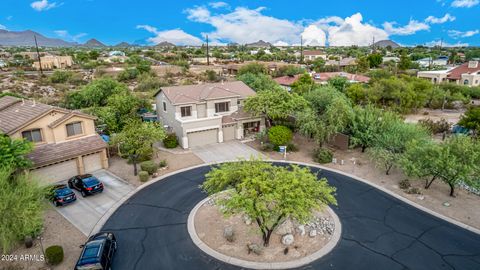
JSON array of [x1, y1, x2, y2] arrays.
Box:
[[102, 164, 480, 270]]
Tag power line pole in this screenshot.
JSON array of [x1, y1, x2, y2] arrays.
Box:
[[300, 35, 304, 64], [34, 35, 44, 76], [206, 35, 210, 66]]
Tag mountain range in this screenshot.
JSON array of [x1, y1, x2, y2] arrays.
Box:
[[0, 29, 108, 47]]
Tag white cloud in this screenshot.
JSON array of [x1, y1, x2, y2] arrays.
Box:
[[30, 0, 58, 11], [425, 40, 469, 47], [0, 24, 6, 30], [383, 19, 430, 35], [301, 24, 327, 46], [451, 0, 479, 8], [425, 13, 456, 24], [185, 6, 302, 45], [54, 30, 87, 42], [448, 29, 479, 38], [208, 2, 229, 9], [137, 25, 203, 46], [326, 13, 388, 46]]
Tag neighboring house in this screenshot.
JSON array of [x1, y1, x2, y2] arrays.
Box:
[[313, 72, 370, 84], [108, 51, 126, 57], [303, 50, 327, 62], [415, 57, 448, 68], [154, 81, 265, 149], [274, 74, 301, 91], [325, 57, 357, 68], [382, 56, 400, 63], [33, 55, 73, 70], [191, 57, 217, 64], [0, 96, 108, 184], [0, 59, 6, 68], [417, 61, 480, 86]]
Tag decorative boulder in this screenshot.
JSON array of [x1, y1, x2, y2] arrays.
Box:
[[247, 243, 263, 255], [243, 215, 252, 225], [281, 234, 294, 246], [309, 229, 317, 238], [275, 219, 294, 235], [223, 226, 234, 242], [296, 225, 306, 236]]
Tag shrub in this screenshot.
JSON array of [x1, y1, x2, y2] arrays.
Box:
[[49, 71, 72, 84], [117, 68, 139, 81], [138, 171, 149, 182], [140, 160, 158, 175], [314, 148, 333, 164], [287, 143, 298, 152], [399, 179, 411, 190], [163, 133, 179, 148], [158, 159, 168, 168], [418, 118, 450, 134], [45, 245, 63, 265], [268, 126, 293, 146], [406, 187, 422, 195], [260, 142, 274, 151]]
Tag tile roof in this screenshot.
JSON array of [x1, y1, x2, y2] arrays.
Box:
[[156, 81, 256, 105], [28, 135, 107, 167], [447, 61, 480, 80], [314, 72, 370, 83], [0, 96, 91, 134], [48, 111, 96, 128], [274, 75, 301, 86]]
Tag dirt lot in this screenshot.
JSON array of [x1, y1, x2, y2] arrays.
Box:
[[0, 207, 86, 270], [404, 108, 465, 124], [107, 150, 204, 187], [195, 199, 333, 262], [247, 134, 480, 231]]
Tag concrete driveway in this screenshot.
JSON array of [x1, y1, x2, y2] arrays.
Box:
[[54, 170, 134, 236], [191, 141, 265, 163]]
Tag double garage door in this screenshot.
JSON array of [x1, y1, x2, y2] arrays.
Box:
[[31, 152, 103, 185], [187, 129, 218, 148]]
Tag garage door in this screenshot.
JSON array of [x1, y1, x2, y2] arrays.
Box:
[[83, 152, 103, 173], [223, 125, 235, 141], [31, 159, 78, 185], [187, 129, 218, 148]]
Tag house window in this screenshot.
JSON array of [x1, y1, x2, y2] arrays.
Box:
[[66, 122, 83, 137], [181, 106, 192, 117], [464, 80, 469, 85], [22, 129, 42, 142], [163, 101, 167, 112], [215, 102, 230, 113], [237, 99, 241, 105]]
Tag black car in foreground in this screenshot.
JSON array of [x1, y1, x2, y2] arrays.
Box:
[[68, 174, 104, 197], [46, 184, 76, 206], [75, 232, 117, 270]]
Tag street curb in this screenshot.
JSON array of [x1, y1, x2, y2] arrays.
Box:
[[187, 196, 342, 270], [90, 160, 480, 237]]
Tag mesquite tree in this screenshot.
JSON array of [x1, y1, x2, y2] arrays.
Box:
[[202, 159, 337, 247]]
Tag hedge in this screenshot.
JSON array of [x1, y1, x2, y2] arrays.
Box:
[[45, 245, 63, 265]]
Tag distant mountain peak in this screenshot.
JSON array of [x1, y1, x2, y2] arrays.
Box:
[[84, 38, 106, 47], [155, 41, 175, 47], [114, 42, 131, 47], [0, 29, 76, 47], [373, 40, 400, 48], [246, 40, 272, 47]]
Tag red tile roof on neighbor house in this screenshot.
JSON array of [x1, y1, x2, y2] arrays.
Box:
[[156, 81, 256, 105], [446, 61, 480, 80], [313, 72, 370, 83], [274, 74, 301, 86]]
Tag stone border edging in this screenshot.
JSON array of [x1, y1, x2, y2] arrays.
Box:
[[90, 160, 480, 237], [187, 196, 342, 270]]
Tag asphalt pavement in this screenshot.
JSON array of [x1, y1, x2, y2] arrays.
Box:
[[101, 164, 480, 270]]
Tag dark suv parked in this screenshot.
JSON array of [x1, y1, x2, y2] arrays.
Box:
[[46, 184, 76, 206], [75, 232, 117, 270], [68, 174, 104, 197]]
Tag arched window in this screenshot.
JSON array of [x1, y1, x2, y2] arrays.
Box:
[[463, 79, 469, 85]]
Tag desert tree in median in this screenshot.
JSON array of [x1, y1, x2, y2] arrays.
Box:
[[0, 167, 45, 253], [349, 105, 392, 152], [401, 139, 442, 189], [202, 159, 337, 247], [111, 119, 166, 175]]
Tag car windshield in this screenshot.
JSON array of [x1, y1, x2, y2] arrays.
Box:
[[80, 240, 103, 262], [55, 187, 72, 197], [83, 177, 100, 187]]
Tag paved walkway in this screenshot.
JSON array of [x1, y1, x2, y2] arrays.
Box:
[[101, 164, 480, 270], [191, 141, 265, 163]]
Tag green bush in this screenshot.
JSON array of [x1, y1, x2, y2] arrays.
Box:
[[163, 133, 179, 148], [158, 159, 168, 168], [418, 118, 450, 134], [314, 148, 333, 164], [268, 126, 293, 146], [140, 160, 158, 175], [399, 179, 411, 190], [49, 71, 72, 84], [286, 143, 298, 152], [138, 171, 149, 182], [45, 245, 63, 265]]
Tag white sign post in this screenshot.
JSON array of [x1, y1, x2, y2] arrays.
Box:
[[279, 145, 287, 160]]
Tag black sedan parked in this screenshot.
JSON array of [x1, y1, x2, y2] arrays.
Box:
[[68, 174, 104, 197], [46, 184, 76, 206], [75, 232, 117, 270]]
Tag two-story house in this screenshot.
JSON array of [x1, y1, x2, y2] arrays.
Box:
[[0, 96, 108, 184], [154, 81, 265, 149]]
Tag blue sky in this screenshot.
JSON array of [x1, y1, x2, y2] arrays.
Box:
[[0, 0, 479, 46]]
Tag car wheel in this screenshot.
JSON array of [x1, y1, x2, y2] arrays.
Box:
[[68, 182, 73, 189], [54, 201, 59, 207], [81, 191, 87, 197]]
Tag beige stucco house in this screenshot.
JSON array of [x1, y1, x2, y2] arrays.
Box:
[[33, 55, 73, 70], [154, 81, 265, 149], [0, 96, 108, 184], [417, 61, 480, 86]]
